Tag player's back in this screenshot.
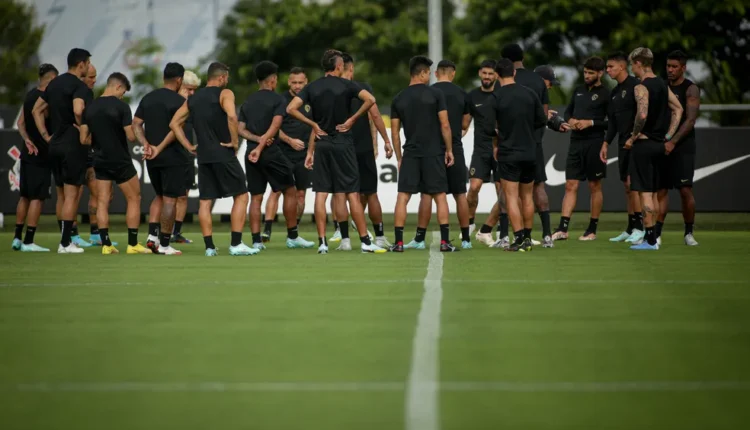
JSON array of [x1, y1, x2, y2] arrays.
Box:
[[299, 75, 361, 136], [239, 89, 285, 144], [391, 84, 446, 158], [350, 81, 374, 152], [188, 86, 233, 164], [495, 84, 545, 161], [22, 88, 50, 163], [84, 96, 131, 167], [137, 87, 188, 166], [44, 73, 88, 139], [640, 77, 670, 142], [432, 81, 468, 150]]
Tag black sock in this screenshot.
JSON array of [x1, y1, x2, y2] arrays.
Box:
[[333, 220, 340, 231], [415, 227, 427, 242], [71, 224, 79, 237], [148, 222, 159, 237], [340, 221, 350, 239], [645, 226, 656, 245], [461, 226, 470, 242], [288, 226, 299, 240], [204, 235, 215, 250], [252, 232, 262, 244], [100, 228, 112, 246], [469, 217, 475, 225], [24, 226, 36, 245], [655, 221, 664, 239], [128, 228, 138, 247], [373, 222, 384, 237], [685, 223, 694, 236], [539, 211, 551, 237], [319, 236, 327, 246], [523, 228, 532, 240], [57, 220, 63, 232], [61, 220, 73, 247], [173, 220, 183, 236], [587, 218, 599, 234], [499, 214, 509, 238], [395, 226, 404, 244], [558, 216, 570, 233], [440, 224, 449, 243], [514, 230, 525, 244], [360, 235, 372, 245], [231, 231, 242, 247], [160, 232, 171, 248], [479, 224, 493, 234], [626, 214, 635, 234], [14, 224, 23, 241], [91, 223, 99, 235], [634, 212, 644, 230], [264, 220, 273, 234]]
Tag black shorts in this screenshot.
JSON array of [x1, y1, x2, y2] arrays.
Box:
[[398, 155, 448, 195], [659, 150, 695, 189], [356, 150, 378, 195], [617, 145, 632, 182], [95, 162, 138, 185], [49, 130, 88, 187], [19, 161, 51, 200], [469, 151, 496, 183], [497, 160, 536, 184], [629, 139, 663, 193], [446, 150, 467, 195], [290, 157, 311, 191], [312, 136, 359, 194], [148, 163, 192, 198], [566, 139, 607, 181], [198, 159, 247, 200], [534, 144, 547, 183], [246, 145, 295, 195], [86, 149, 94, 169]]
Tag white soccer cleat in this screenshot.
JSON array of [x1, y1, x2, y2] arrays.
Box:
[[318, 244, 329, 254], [350, 220, 374, 240], [158, 245, 182, 255], [657, 236, 662, 246], [336, 238, 352, 251], [329, 229, 342, 242], [490, 236, 511, 249], [475, 232, 494, 247], [21, 243, 50, 252], [684, 234, 699, 246], [531, 238, 541, 246], [58, 243, 84, 254], [542, 236, 554, 248], [361, 243, 387, 254], [375, 236, 392, 248], [468, 223, 476, 236]]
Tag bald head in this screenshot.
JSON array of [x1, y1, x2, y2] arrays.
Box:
[[84, 64, 98, 89]]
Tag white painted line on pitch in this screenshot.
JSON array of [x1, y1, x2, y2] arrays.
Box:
[[405, 232, 444, 430], [5, 380, 750, 393]]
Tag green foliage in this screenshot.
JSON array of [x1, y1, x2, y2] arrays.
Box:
[[0, 0, 45, 105]]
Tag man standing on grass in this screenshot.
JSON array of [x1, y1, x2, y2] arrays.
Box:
[[389, 55, 458, 253], [79, 73, 150, 255], [12, 64, 59, 252], [170, 62, 255, 257], [72, 63, 99, 248], [238, 61, 315, 251]]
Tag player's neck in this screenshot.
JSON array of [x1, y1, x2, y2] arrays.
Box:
[[101, 88, 118, 97], [258, 84, 274, 91], [66, 69, 82, 78], [206, 80, 223, 88], [480, 83, 495, 93], [436, 77, 452, 83], [587, 81, 602, 90], [670, 76, 685, 86], [409, 79, 426, 86], [163, 81, 180, 92], [498, 78, 515, 87], [513, 62, 524, 70], [615, 72, 629, 84]]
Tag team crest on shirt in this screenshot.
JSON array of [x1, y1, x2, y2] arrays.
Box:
[[622, 90, 627, 99], [304, 104, 311, 113], [470, 167, 475, 176], [7, 145, 21, 192], [592, 94, 599, 101]]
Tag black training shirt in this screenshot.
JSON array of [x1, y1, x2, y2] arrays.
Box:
[[391, 84, 447, 158], [21, 88, 50, 164], [640, 77, 670, 142], [188, 86, 233, 164], [238, 89, 286, 151], [669, 78, 697, 154], [564, 84, 610, 141], [41, 72, 89, 140], [513, 68, 549, 144], [494, 84, 546, 162], [135, 87, 190, 167], [606, 75, 639, 146], [297, 75, 363, 137], [351, 81, 375, 153], [280, 90, 312, 158], [82, 96, 133, 168], [432, 81, 469, 151], [466, 87, 497, 154]]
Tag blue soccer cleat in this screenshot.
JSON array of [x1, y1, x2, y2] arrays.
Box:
[[461, 240, 473, 249], [205, 248, 218, 257], [403, 239, 426, 250], [12, 238, 22, 251], [229, 242, 260, 256], [630, 242, 659, 251], [610, 232, 631, 242], [625, 229, 645, 244], [21, 243, 50, 252], [287, 236, 315, 249], [71, 235, 93, 248]]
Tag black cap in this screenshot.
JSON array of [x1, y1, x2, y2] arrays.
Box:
[[534, 65, 560, 86], [437, 60, 456, 69]]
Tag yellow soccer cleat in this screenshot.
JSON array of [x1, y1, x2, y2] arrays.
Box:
[[127, 243, 151, 254], [102, 245, 119, 255]]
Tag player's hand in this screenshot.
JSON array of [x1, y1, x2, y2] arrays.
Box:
[[312, 124, 327, 139], [493, 146, 499, 161], [445, 151, 455, 167], [384, 141, 394, 159], [548, 109, 558, 119], [624, 137, 634, 149], [220, 141, 236, 149], [335, 118, 355, 133], [567, 118, 579, 129], [304, 153, 314, 170], [560, 123, 571, 132], [248, 148, 262, 163], [398, 159, 402, 171], [599, 143, 608, 164], [290, 138, 305, 151], [576, 120, 593, 130], [664, 140, 675, 155], [24, 139, 38, 155], [146, 145, 162, 161], [186, 143, 197, 155], [259, 134, 275, 146]]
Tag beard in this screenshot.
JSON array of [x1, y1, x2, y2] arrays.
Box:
[[481, 80, 494, 89]]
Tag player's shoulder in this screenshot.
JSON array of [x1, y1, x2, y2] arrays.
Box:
[[25, 87, 42, 102]]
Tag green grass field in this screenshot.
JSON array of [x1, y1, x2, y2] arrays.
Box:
[[1, 212, 750, 430]]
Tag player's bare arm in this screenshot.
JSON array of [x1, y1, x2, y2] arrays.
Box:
[[665, 87, 684, 142], [391, 117, 402, 165], [304, 129, 316, 170], [220, 89, 239, 150], [124, 125, 136, 143], [438, 110, 454, 167], [670, 84, 699, 145], [79, 124, 91, 145], [368, 113, 378, 158], [279, 130, 305, 151], [238, 121, 264, 144], [169, 101, 196, 154], [336, 89, 375, 132], [627, 84, 649, 148], [462, 113, 471, 137], [31, 97, 51, 142], [367, 103, 391, 153], [249, 115, 283, 163], [16, 111, 38, 155], [288, 96, 325, 137], [73, 97, 85, 126]]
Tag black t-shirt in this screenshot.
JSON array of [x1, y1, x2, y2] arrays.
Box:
[[41, 72, 89, 142], [188, 86, 233, 164], [297, 75, 362, 137], [82, 96, 133, 168], [466, 87, 497, 154], [135, 87, 190, 167], [391, 84, 447, 158], [238, 89, 286, 151], [280, 90, 312, 159], [640, 77, 670, 142], [511, 68, 549, 144], [669, 78, 697, 154], [432, 81, 469, 151], [564, 84, 610, 141], [606, 75, 639, 146], [351, 81, 375, 153], [21, 88, 50, 164], [494, 84, 546, 162]]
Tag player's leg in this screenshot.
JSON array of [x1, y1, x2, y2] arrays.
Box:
[[85, 167, 102, 244], [467, 153, 491, 233], [455, 192, 471, 248], [263, 191, 281, 242], [249, 193, 265, 248], [520, 176, 536, 251], [433, 191, 457, 252], [656, 188, 668, 243], [329, 194, 341, 242], [406, 193, 431, 249], [282, 185, 313, 248], [333, 193, 352, 249], [391, 156, 419, 252], [580, 140, 606, 241], [630, 140, 660, 250], [426, 155, 456, 252], [367, 193, 389, 247], [315, 192, 329, 253], [198, 199, 216, 255], [476, 200, 500, 246], [553, 144, 584, 241], [467, 177, 482, 231], [533, 145, 552, 247], [502, 179, 524, 249], [147, 195, 162, 245], [21, 199, 46, 251], [55, 186, 64, 232], [580, 179, 602, 241], [118, 172, 149, 254], [680, 184, 697, 245], [171, 164, 194, 244], [69, 162, 91, 248], [13, 196, 29, 250], [96, 177, 116, 253], [293, 159, 310, 225]]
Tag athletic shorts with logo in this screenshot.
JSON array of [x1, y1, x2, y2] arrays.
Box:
[[469, 150, 496, 183], [148, 163, 193, 198], [629, 139, 663, 192], [658, 140, 696, 189], [20, 161, 51, 200], [398, 154, 448, 195], [497, 160, 536, 184], [95, 162, 138, 185], [312, 135, 360, 194], [246, 144, 296, 195], [566, 138, 607, 181], [198, 158, 247, 200], [356, 150, 378, 194], [446, 149, 467, 195], [49, 128, 88, 187]]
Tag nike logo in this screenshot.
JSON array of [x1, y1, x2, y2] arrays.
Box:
[[693, 154, 750, 182], [475, 104, 483, 107], [545, 154, 618, 186], [576, 94, 583, 96]]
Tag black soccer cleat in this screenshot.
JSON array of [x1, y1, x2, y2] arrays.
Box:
[[440, 241, 460, 252], [146, 239, 160, 254], [389, 243, 405, 253], [506, 239, 533, 252]]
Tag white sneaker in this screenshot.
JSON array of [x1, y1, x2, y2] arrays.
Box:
[[684, 233, 699, 246], [475, 232, 494, 246], [329, 229, 342, 242], [147, 234, 159, 244], [158, 245, 182, 255], [58, 243, 84, 254], [375, 236, 392, 248], [657, 236, 662, 246], [361, 243, 387, 253], [318, 244, 329, 254], [468, 223, 476, 236], [531, 238, 541, 246], [336, 238, 352, 251]]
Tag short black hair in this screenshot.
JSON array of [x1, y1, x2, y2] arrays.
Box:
[[66, 48, 91, 68], [163, 62, 185, 81], [437, 60, 456, 71], [207, 62, 230, 79], [254, 60, 278, 82], [667, 50, 689, 66], [39, 63, 58, 78], [341, 52, 354, 65], [607, 51, 628, 63], [107, 72, 131, 91], [289, 67, 306, 76], [583, 56, 605, 72], [495, 58, 515, 78], [321, 49, 343, 72], [409, 55, 433, 76], [479, 59, 496, 70], [500, 44, 523, 62]]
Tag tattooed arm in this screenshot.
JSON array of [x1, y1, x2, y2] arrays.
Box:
[[665, 87, 684, 141], [626, 84, 649, 148], [669, 84, 698, 144]]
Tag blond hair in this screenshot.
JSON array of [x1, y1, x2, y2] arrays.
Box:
[[183, 70, 201, 87], [629, 47, 654, 68]]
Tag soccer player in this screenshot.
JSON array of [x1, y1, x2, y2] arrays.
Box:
[[73, 63, 99, 248], [239, 60, 314, 250], [658, 50, 701, 246], [78, 73, 150, 255], [552, 56, 610, 242], [341, 53, 393, 248], [405, 60, 472, 249], [627, 47, 683, 251], [32, 48, 91, 254], [262, 67, 312, 242], [601, 52, 645, 244], [133, 62, 189, 255], [389, 55, 458, 253], [287, 49, 385, 254], [12, 64, 59, 252], [170, 62, 254, 256], [493, 58, 547, 252]]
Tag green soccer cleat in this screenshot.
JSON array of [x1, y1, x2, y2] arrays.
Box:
[[286, 236, 315, 249], [403, 240, 426, 250], [20, 243, 50, 252], [229, 243, 260, 256], [205, 248, 218, 257], [12, 238, 22, 251], [610, 232, 631, 242]]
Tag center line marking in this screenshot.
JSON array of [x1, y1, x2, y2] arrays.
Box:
[[405, 231, 444, 430]]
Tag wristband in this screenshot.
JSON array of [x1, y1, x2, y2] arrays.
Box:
[[665, 133, 673, 141]]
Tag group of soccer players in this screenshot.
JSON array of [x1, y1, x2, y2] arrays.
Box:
[[11, 43, 699, 255]]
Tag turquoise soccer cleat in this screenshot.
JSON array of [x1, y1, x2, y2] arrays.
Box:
[[205, 248, 218, 257], [403, 240, 426, 250], [21, 243, 51, 252], [12, 238, 22, 251], [286, 236, 315, 249], [609, 232, 631, 242], [625, 229, 645, 244], [630, 242, 659, 251], [229, 242, 260, 256], [71, 235, 93, 248], [461, 240, 473, 249]]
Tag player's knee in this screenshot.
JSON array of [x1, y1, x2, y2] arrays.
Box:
[[679, 186, 693, 199], [564, 180, 578, 193], [588, 180, 602, 192]]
